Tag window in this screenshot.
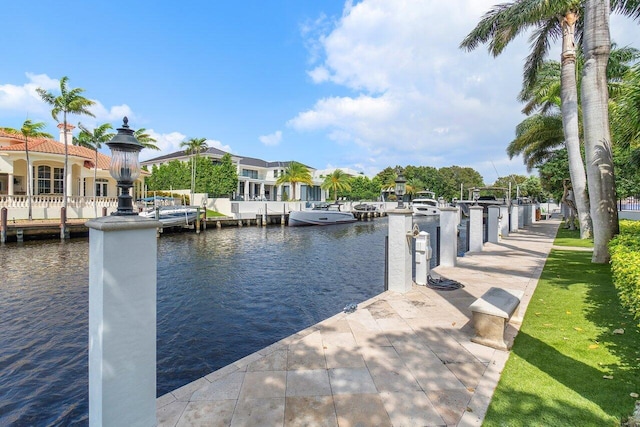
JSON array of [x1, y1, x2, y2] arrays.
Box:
[[241, 169, 258, 179], [34, 166, 64, 194], [96, 179, 108, 197]]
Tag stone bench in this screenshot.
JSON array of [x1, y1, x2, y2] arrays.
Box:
[[469, 287, 524, 350]]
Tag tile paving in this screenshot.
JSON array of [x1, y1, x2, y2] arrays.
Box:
[[158, 218, 560, 426]]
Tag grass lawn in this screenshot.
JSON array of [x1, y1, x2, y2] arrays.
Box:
[[204, 209, 226, 217], [483, 227, 640, 427], [554, 223, 595, 248]]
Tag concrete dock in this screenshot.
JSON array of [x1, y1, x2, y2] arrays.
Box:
[[157, 218, 561, 426]]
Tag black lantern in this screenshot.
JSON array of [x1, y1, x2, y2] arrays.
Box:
[[106, 117, 143, 215], [395, 172, 406, 209], [472, 189, 480, 205]]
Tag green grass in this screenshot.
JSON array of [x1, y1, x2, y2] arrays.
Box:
[[204, 209, 225, 217], [483, 236, 640, 426], [554, 224, 595, 248]]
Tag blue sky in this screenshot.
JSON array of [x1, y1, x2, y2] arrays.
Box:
[[1, 1, 637, 183]]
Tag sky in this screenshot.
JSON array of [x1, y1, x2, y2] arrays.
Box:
[[1, 1, 637, 184]]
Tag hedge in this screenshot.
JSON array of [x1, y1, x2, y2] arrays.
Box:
[[609, 220, 640, 320]]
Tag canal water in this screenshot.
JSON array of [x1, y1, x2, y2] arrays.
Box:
[[0, 216, 443, 425]]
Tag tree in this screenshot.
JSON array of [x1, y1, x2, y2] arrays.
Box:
[[36, 76, 95, 237], [321, 169, 352, 202], [210, 153, 238, 197], [0, 120, 53, 220], [74, 123, 114, 217], [581, 0, 617, 263], [507, 113, 565, 171], [180, 137, 208, 202], [134, 128, 159, 151], [345, 176, 382, 201], [275, 161, 312, 200], [461, 0, 593, 239], [146, 160, 190, 191]]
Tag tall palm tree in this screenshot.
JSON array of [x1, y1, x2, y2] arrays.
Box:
[[74, 123, 114, 218], [461, 0, 593, 239], [275, 161, 313, 201], [612, 63, 640, 165], [0, 120, 53, 220], [36, 76, 95, 238], [581, 0, 618, 263], [179, 137, 208, 202], [321, 169, 352, 202], [134, 128, 159, 151]]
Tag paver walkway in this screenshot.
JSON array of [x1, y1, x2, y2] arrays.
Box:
[[157, 218, 561, 426]]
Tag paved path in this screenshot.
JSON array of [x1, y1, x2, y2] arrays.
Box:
[[157, 218, 561, 426]]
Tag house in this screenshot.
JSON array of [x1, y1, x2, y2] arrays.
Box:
[[0, 123, 146, 219], [142, 148, 327, 202]]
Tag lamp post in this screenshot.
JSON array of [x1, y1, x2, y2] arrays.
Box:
[[395, 172, 406, 209], [473, 188, 480, 206], [106, 117, 143, 215]]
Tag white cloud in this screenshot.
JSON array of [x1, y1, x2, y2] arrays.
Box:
[[0, 73, 56, 116], [139, 130, 232, 161], [258, 130, 282, 146]]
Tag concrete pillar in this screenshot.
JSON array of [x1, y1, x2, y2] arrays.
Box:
[[439, 207, 458, 267], [499, 205, 509, 238], [86, 216, 160, 427], [510, 205, 519, 232], [523, 205, 531, 226], [531, 203, 537, 223], [468, 205, 484, 252], [488, 206, 500, 243], [414, 231, 431, 286], [8, 173, 14, 195], [387, 208, 413, 293], [518, 205, 524, 228]]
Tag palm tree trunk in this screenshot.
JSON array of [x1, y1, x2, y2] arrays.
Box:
[[560, 11, 592, 239], [25, 138, 33, 221], [94, 148, 98, 218], [581, 0, 619, 263]]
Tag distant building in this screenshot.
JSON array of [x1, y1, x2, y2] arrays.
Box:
[[142, 148, 353, 202]]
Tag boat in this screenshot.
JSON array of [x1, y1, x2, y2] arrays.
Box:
[[139, 206, 199, 227], [288, 203, 356, 226], [352, 202, 379, 212], [454, 187, 510, 216], [411, 191, 441, 216]]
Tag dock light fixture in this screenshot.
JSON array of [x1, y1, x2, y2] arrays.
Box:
[[395, 172, 406, 209], [106, 117, 143, 215], [473, 189, 480, 206]]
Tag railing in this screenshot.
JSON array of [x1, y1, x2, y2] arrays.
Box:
[[0, 195, 119, 209], [619, 196, 640, 211]]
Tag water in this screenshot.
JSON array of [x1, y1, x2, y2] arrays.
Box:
[[0, 216, 442, 425]]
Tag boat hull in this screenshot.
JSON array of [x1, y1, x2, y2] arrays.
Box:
[[288, 210, 356, 226]]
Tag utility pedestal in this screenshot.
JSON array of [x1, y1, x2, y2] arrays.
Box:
[[468, 205, 484, 252], [499, 205, 510, 238], [488, 206, 500, 243], [387, 208, 413, 293], [414, 231, 432, 286], [87, 215, 160, 427], [439, 207, 458, 267]]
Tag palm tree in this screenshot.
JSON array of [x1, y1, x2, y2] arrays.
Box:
[[134, 128, 159, 151], [612, 63, 640, 166], [507, 113, 566, 171], [36, 76, 95, 238], [0, 120, 53, 220], [321, 169, 352, 202], [461, 0, 593, 239], [179, 137, 208, 202], [74, 123, 114, 218], [275, 161, 313, 201]]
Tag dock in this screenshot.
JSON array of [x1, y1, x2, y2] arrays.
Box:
[[157, 219, 560, 426]]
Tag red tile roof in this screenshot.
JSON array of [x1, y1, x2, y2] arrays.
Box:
[[0, 129, 111, 169]]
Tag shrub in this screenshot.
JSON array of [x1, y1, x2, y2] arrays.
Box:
[[609, 220, 640, 320]]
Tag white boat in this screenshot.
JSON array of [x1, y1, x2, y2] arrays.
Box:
[[411, 191, 441, 216], [288, 203, 356, 226], [139, 206, 199, 227]]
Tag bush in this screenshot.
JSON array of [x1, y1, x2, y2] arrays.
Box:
[[609, 220, 640, 320]]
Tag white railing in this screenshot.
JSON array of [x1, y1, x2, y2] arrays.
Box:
[[0, 195, 119, 209]]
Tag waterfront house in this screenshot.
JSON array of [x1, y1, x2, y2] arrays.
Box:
[[142, 148, 329, 202], [0, 124, 146, 219]]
